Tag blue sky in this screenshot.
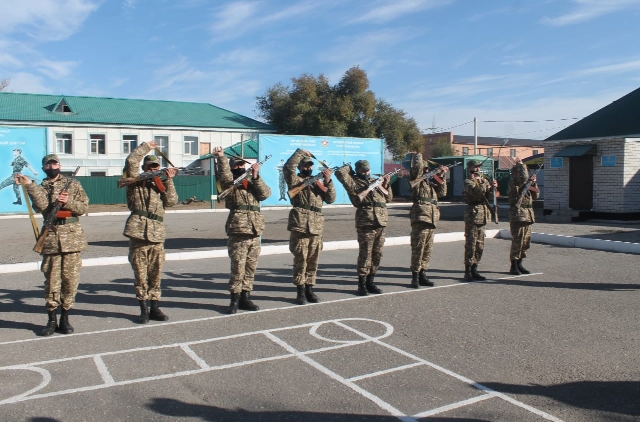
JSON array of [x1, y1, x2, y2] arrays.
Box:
[[1, 0, 640, 139]]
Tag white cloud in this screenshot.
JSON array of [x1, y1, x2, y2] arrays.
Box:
[[0, 53, 23, 68], [210, 47, 273, 67], [0, 0, 101, 41], [350, 0, 452, 24], [541, 0, 640, 27], [5, 72, 53, 94], [36, 59, 80, 80], [540, 58, 640, 85]]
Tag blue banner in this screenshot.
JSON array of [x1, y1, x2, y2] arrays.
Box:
[[0, 127, 47, 214], [258, 134, 383, 206]]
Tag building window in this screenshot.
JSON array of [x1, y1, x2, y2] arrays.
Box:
[[90, 171, 106, 177], [90, 134, 106, 155], [487, 148, 493, 157], [478, 149, 483, 155], [462, 147, 469, 156], [123, 135, 138, 154], [184, 136, 198, 155], [533, 150, 539, 155], [154, 135, 169, 166], [510, 149, 516, 157], [55, 133, 72, 154]]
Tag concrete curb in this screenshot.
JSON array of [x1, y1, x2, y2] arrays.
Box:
[[1, 229, 637, 275]]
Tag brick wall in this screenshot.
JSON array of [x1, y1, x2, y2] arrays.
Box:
[[623, 138, 640, 212]]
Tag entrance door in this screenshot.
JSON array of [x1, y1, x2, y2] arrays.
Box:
[[569, 155, 593, 210]]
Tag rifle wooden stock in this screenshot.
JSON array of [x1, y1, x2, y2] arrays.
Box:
[[33, 229, 49, 254], [287, 183, 307, 199]]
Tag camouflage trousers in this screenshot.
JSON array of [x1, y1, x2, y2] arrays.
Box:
[[41, 252, 82, 312], [464, 223, 486, 266], [128, 238, 165, 301], [357, 226, 386, 277], [289, 231, 323, 286], [510, 222, 533, 261], [410, 222, 436, 272], [228, 234, 261, 293], [0, 174, 20, 200]]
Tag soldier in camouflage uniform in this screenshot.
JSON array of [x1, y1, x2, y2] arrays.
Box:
[[335, 160, 392, 296], [1, 148, 38, 205], [408, 153, 448, 288], [122, 141, 178, 324], [213, 146, 271, 314], [462, 160, 497, 281], [508, 157, 539, 275], [15, 154, 88, 336], [284, 148, 336, 304]]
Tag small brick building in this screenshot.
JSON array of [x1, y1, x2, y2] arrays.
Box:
[[544, 87, 640, 221]]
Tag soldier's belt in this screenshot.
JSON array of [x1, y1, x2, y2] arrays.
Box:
[[358, 202, 387, 208], [467, 202, 483, 206], [294, 204, 322, 213], [131, 210, 164, 222], [517, 204, 533, 208], [53, 216, 79, 225], [417, 197, 438, 205], [232, 205, 261, 212]]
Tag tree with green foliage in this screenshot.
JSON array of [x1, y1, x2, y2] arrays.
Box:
[[256, 67, 422, 160], [431, 139, 457, 157]]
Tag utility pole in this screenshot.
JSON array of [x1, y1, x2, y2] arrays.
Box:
[[473, 117, 477, 155]]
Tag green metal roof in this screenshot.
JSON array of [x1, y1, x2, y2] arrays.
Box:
[[199, 139, 259, 160], [0, 92, 274, 130]]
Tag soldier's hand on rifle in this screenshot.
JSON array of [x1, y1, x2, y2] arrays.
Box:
[[213, 146, 224, 157], [322, 168, 333, 183], [439, 166, 449, 174], [57, 191, 69, 204], [382, 174, 391, 188], [530, 174, 537, 182], [166, 168, 178, 179], [251, 163, 260, 178], [14, 174, 31, 185], [147, 141, 158, 149]]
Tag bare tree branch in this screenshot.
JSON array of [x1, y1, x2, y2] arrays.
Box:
[[0, 78, 9, 91]]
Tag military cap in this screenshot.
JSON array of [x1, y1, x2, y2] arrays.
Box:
[[466, 159, 480, 167], [298, 157, 314, 168], [355, 160, 370, 171], [229, 157, 246, 167], [42, 154, 60, 166], [143, 155, 160, 166], [13, 148, 22, 154]]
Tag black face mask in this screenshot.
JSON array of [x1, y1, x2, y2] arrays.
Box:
[[231, 168, 245, 178], [356, 172, 369, 180], [300, 169, 313, 177], [44, 168, 60, 179]]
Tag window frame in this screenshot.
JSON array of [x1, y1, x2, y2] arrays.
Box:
[[122, 134, 138, 154], [89, 133, 107, 155], [462, 147, 469, 156], [510, 149, 517, 158], [154, 135, 170, 166], [55, 132, 73, 155], [184, 135, 198, 156]]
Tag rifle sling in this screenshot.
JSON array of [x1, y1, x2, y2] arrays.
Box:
[[358, 202, 386, 209], [294, 204, 322, 213], [231, 205, 261, 212], [131, 210, 164, 222]]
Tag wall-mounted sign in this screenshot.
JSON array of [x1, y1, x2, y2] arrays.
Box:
[[550, 157, 563, 168], [601, 155, 616, 167]]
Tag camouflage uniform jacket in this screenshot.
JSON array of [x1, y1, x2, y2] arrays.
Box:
[[284, 149, 336, 235], [122, 143, 178, 242], [11, 156, 28, 173], [409, 153, 447, 226], [335, 165, 392, 228], [462, 175, 494, 225], [508, 162, 538, 224], [26, 176, 88, 255], [218, 156, 271, 236]]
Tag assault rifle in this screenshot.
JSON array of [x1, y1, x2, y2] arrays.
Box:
[[356, 167, 402, 201], [515, 164, 543, 209], [117, 167, 198, 189], [409, 161, 460, 188], [217, 155, 272, 202], [33, 166, 81, 254], [287, 163, 348, 199]]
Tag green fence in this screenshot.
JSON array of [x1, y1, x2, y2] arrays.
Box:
[[76, 176, 214, 205]]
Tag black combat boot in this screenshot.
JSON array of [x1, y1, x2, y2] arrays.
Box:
[[40, 309, 57, 337], [509, 260, 521, 275], [410, 271, 420, 289], [305, 285, 320, 303], [226, 293, 240, 314], [357, 275, 368, 296], [149, 300, 169, 321], [470, 264, 486, 281], [295, 285, 307, 305], [239, 291, 259, 311], [365, 274, 382, 294], [138, 300, 150, 324], [13, 198, 22, 205], [464, 265, 473, 281], [419, 270, 435, 287], [57, 308, 74, 334], [517, 259, 530, 274]]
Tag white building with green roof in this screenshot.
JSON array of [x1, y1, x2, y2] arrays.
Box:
[[0, 92, 275, 176]]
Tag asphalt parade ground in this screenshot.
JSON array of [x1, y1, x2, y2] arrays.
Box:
[[1, 237, 638, 421]]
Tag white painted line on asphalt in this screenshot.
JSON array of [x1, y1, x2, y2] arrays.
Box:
[[412, 394, 497, 418], [348, 362, 425, 382], [0, 273, 542, 347], [180, 344, 210, 370], [93, 355, 115, 386]]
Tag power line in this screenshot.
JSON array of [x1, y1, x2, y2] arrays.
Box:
[[481, 118, 581, 123], [425, 120, 474, 133]]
